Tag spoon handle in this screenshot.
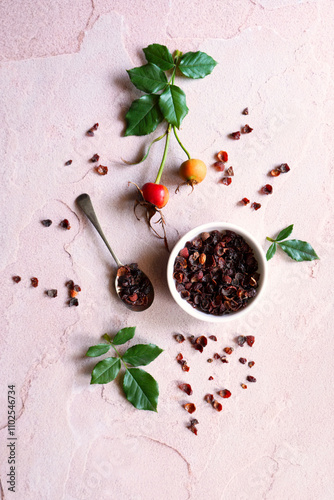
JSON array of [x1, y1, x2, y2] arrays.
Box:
[[76, 193, 123, 268]]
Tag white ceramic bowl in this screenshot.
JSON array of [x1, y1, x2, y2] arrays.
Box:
[[167, 222, 268, 322]]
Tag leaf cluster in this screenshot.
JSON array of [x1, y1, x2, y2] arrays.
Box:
[[266, 224, 319, 262], [125, 43, 217, 136], [86, 327, 163, 412]]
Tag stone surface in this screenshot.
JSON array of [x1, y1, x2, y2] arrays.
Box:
[[0, 1, 333, 499]]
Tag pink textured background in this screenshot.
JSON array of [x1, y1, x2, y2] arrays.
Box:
[[1, 1, 333, 499]]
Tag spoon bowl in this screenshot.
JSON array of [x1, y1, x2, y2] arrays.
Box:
[[76, 193, 154, 312]]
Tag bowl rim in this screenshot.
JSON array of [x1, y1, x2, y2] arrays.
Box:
[[167, 222, 268, 323]]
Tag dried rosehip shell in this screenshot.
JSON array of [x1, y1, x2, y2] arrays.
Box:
[[213, 353, 221, 360], [188, 424, 197, 435], [207, 358, 213, 363], [270, 168, 280, 177], [218, 389, 231, 399], [69, 297, 79, 307], [221, 356, 229, 363], [251, 202, 261, 211], [184, 403, 196, 414], [46, 289, 58, 298], [240, 198, 250, 206], [179, 383, 193, 396], [247, 375, 256, 383], [65, 160, 72, 166], [239, 357, 247, 364], [212, 400, 222, 411], [226, 166, 234, 176], [95, 165, 108, 176], [241, 383, 247, 389], [176, 353, 183, 362], [236, 335, 247, 346], [12, 276, 21, 283], [223, 347, 234, 355], [182, 364, 190, 372], [248, 361, 255, 368], [246, 335, 255, 347], [230, 131, 241, 140], [208, 376, 214, 380], [214, 161, 225, 171], [243, 107, 249, 115], [204, 394, 214, 403], [261, 184, 273, 195], [175, 334, 185, 343], [217, 151, 228, 162], [209, 335, 217, 341], [196, 336, 208, 348], [241, 124, 253, 134], [220, 177, 232, 186], [60, 219, 71, 229], [277, 163, 290, 173], [31, 277, 39, 287], [179, 247, 189, 258], [90, 153, 100, 163], [41, 219, 52, 227]]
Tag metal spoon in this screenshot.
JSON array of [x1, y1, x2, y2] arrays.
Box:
[[76, 193, 154, 312]]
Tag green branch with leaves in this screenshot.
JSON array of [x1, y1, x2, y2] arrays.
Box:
[[266, 224, 319, 262], [86, 327, 163, 412]]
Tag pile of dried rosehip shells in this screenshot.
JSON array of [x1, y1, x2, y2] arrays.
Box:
[[173, 230, 260, 316], [117, 264, 152, 307]]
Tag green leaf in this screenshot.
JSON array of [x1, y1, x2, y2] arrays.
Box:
[[125, 95, 163, 136], [127, 63, 168, 94], [112, 327, 136, 346], [90, 357, 121, 384], [86, 344, 111, 357], [179, 51, 217, 79], [159, 85, 188, 128], [275, 224, 294, 242], [143, 43, 175, 71], [123, 343, 163, 367], [266, 243, 277, 261], [123, 368, 159, 412], [278, 240, 320, 262]]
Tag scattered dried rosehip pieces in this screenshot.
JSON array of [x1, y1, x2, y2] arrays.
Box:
[[213, 353, 220, 360], [247, 375, 256, 383], [188, 418, 199, 435], [45, 289, 58, 298], [90, 154, 100, 163], [248, 361, 255, 368], [65, 160, 72, 166], [179, 383, 193, 396], [66, 280, 81, 306], [209, 335, 217, 341], [261, 184, 273, 195], [230, 131, 241, 140], [217, 151, 228, 162], [251, 202, 261, 211], [270, 168, 281, 177], [117, 264, 152, 308], [176, 353, 190, 372], [174, 333, 185, 343], [208, 376, 214, 380], [41, 219, 52, 227], [207, 358, 213, 363], [221, 356, 229, 363], [31, 277, 39, 288], [95, 165, 108, 176], [86, 123, 99, 136], [246, 335, 255, 347], [184, 403, 196, 414], [226, 166, 234, 176], [173, 230, 260, 316], [241, 124, 253, 134], [220, 177, 232, 186], [242, 107, 249, 115], [218, 389, 231, 399], [60, 219, 71, 230], [278, 163, 290, 173], [240, 198, 250, 206], [12, 276, 21, 283], [239, 357, 247, 364], [241, 384, 247, 389]]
